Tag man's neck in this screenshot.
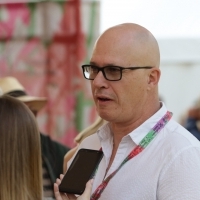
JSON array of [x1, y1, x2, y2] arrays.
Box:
[[109, 101, 161, 147]]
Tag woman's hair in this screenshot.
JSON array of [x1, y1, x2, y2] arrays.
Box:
[[0, 95, 42, 200], [74, 116, 106, 143]]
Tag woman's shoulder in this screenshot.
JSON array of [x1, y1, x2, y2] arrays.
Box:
[[80, 132, 101, 150]]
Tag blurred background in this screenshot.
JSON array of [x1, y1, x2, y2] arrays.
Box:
[[0, 0, 200, 148]]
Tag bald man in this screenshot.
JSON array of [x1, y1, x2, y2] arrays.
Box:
[[62, 23, 200, 199]]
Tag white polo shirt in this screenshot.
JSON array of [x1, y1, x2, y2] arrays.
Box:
[[73, 103, 200, 200]]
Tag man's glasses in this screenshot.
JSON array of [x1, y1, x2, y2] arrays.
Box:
[[82, 64, 153, 81]]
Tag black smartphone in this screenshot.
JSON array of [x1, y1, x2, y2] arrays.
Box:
[[59, 148, 103, 195]]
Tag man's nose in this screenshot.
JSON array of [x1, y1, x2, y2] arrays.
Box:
[[92, 70, 107, 86], [95, 70, 105, 80]]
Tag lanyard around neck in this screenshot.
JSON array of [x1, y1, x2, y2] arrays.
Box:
[[90, 111, 173, 200]]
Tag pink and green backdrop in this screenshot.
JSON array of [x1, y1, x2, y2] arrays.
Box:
[[0, 0, 100, 148]]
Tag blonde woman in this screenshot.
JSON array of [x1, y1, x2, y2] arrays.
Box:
[[0, 95, 42, 200], [0, 95, 92, 200], [63, 117, 106, 172]]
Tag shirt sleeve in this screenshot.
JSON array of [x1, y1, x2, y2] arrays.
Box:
[[157, 146, 200, 200]]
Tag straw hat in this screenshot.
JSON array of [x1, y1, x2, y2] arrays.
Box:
[[0, 76, 47, 112]]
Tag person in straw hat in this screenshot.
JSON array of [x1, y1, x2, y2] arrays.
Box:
[[0, 76, 70, 199]]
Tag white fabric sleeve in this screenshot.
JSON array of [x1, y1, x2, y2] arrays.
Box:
[[158, 146, 200, 200]]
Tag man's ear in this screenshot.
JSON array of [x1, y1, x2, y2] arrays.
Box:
[[147, 68, 161, 88]]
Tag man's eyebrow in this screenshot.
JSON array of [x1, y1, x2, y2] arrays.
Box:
[[90, 62, 97, 65]]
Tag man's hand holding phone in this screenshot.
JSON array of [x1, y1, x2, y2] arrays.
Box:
[[54, 174, 93, 200]]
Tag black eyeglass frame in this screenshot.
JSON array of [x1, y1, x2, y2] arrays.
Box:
[[82, 64, 153, 81]]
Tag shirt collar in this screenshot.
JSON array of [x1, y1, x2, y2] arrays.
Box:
[[97, 102, 168, 145], [129, 102, 168, 145]]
